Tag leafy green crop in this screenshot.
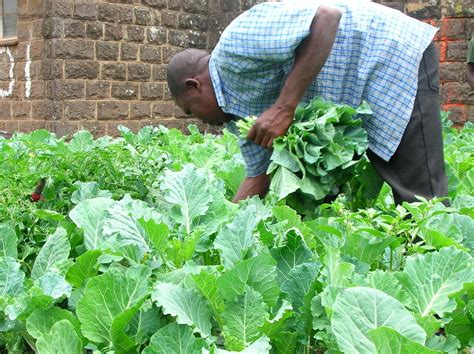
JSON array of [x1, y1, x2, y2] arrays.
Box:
[[238, 99, 373, 213], [0, 119, 472, 353]]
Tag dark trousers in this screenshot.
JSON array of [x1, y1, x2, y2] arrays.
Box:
[[367, 42, 449, 205]]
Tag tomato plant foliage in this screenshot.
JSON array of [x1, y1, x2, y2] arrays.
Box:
[[0, 115, 473, 353]]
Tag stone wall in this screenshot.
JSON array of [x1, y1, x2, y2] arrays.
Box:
[[0, 0, 212, 136], [0, 0, 472, 137]]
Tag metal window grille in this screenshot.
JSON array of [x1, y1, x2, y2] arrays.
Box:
[[0, 0, 17, 39]]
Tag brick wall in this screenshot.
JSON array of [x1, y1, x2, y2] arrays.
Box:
[[0, 0, 213, 136], [0, 0, 472, 137]]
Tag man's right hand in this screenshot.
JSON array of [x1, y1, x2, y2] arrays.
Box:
[[232, 174, 270, 203]]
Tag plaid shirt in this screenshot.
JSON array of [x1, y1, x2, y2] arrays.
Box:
[[209, 0, 438, 177]]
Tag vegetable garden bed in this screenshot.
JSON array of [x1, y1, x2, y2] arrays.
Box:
[[0, 117, 472, 353]]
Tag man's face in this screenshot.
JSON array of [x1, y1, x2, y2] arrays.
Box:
[[176, 80, 232, 126]]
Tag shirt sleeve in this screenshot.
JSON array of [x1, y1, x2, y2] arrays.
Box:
[[217, 1, 322, 64], [468, 37, 474, 64], [226, 121, 272, 177]]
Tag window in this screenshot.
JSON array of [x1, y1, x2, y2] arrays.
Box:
[[0, 0, 17, 43]]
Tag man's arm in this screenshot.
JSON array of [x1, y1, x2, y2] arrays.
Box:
[[467, 63, 474, 89], [233, 174, 270, 203], [467, 38, 474, 89], [248, 5, 342, 148]]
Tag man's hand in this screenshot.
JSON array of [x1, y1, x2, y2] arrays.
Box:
[[247, 104, 295, 149], [232, 174, 270, 203]]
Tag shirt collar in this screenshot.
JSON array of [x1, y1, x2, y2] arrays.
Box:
[[209, 53, 228, 112]]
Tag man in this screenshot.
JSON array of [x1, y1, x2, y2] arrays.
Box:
[[467, 37, 474, 88], [167, 1, 448, 205]]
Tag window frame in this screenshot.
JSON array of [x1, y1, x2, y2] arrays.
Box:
[[0, 0, 18, 46]]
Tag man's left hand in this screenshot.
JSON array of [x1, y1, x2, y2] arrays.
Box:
[[247, 104, 295, 149]]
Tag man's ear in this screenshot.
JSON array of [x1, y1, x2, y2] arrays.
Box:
[[184, 78, 200, 90]]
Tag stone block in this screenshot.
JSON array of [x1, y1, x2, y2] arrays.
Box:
[[168, 0, 182, 10], [146, 27, 167, 45], [183, 0, 209, 14], [52, 39, 95, 59], [120, 7, 134, 24], [135, 8, 154, 26], [96, 41, 120, 61], [74, 1, 98, 20], [121, 43, 139, 61], [11, 102, 31, 119], [112, 82, 139, 100], [65, 61, 100, 79], [152, 64, 167, 81], [30, 41, 47, 60], [162, 46, 183, 64], [50, 0, 73, 17], [18, 21, 32, 40], [101, 63, 127, 80], [86, 22, 104, 40], [64, 20, 86, 38], [157, 118, 185, 129], [98, 3, 120, 23], [130, 102, 152, 119], [47, 121, 80, 137], [0, 120, 18, 133], [142, 0, 167, 8], [446, 40, 468, 61], [127, 25, 145, 42], [209, 0, 220, 13], [0, 101, 11, 119], [97, 101, 129, 120], [178, 13, 209, 31], [52, 80, 86, 100], [18, 120, 47, 133], [169, 30, 208, 49], [162, 11, 178, 28], [86, 81, 111, 99], [52, 101, 64, 120], [29, 81, 48, 99], [164, 86, 173, 100], [32, 100, 53, 120], [153, 102, 174, 117], [434, 18, 466, 40], [406, 2, 440, 19], [440, 62, 464, 82], [128, 63, 152, 81], [79, 121, 108, 137], [381, 2, 405, 12], [442, 104, 467, 124], [43, 60, 63, 80], [42, 18, 64, 39], [104, 23, 124, 41], [140, 45, 162, 63], [220, 0, 240, 12], [442, 82, 474, 104], [140, 82, 165, 100], [28, 0, 47, 17], [444, 0, 473, 17], [108, 120, 141, 136], [64, 100, 96, 120]]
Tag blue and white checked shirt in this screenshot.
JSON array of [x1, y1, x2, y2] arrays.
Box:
[[209, 0, 438, 177]]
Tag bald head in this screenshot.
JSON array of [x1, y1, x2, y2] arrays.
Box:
[[167, 49, 210, 99]]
